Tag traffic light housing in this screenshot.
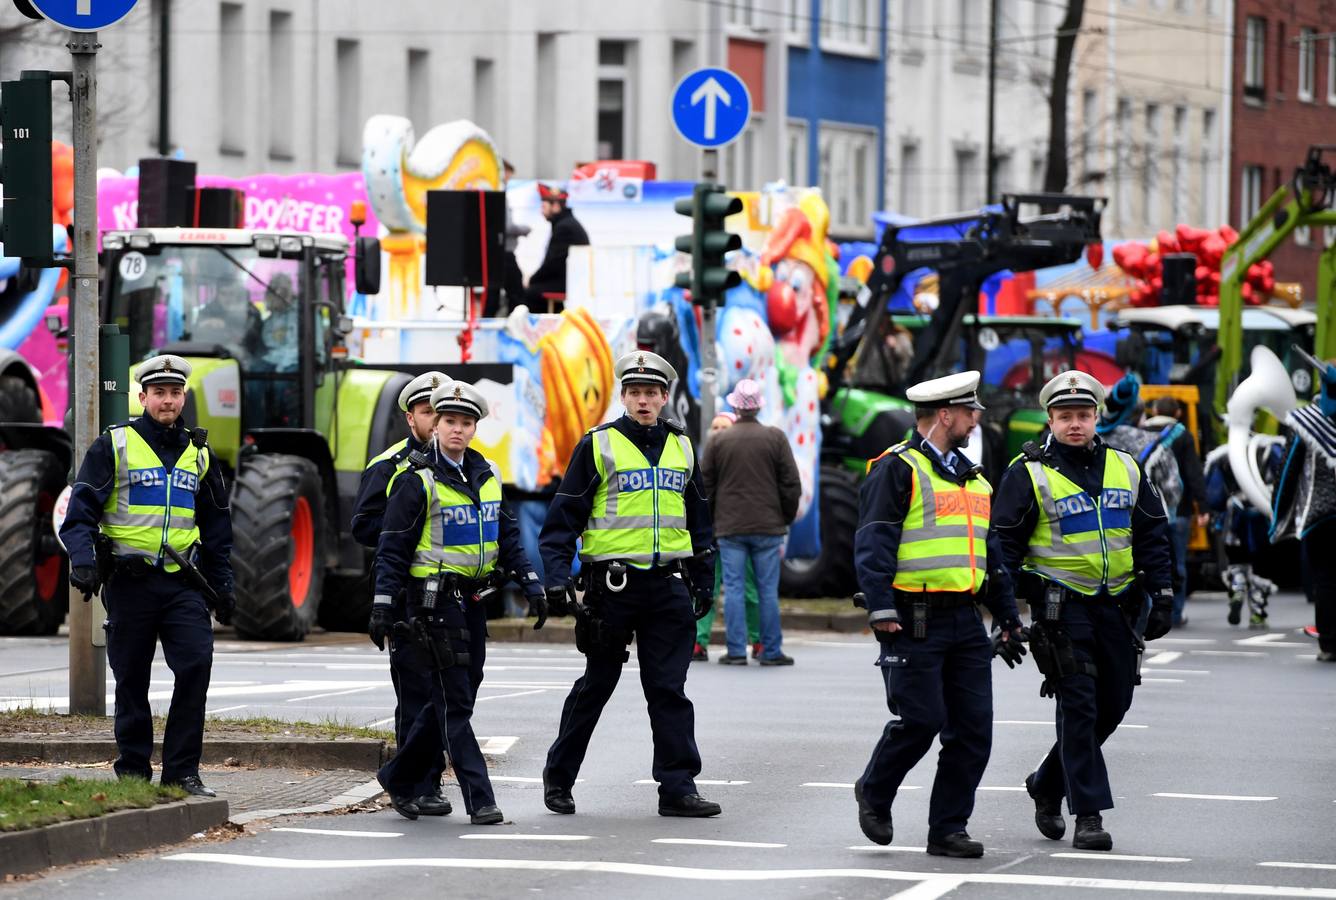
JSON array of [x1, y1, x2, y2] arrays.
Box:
[[674, 182, 742, 307], [0, 74, 54, 262]]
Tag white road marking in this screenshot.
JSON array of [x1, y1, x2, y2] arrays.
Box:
[[285, 686, 377, 704], [1190, 650, 1267, 657], [476, 690, 547, 703], [1260, 862, 1336, 871], [1235, 633, 1310, 648], [206, 705, 249, 715], [1, 680, 385, 713], [479, 736, 517, 755], [630, 774, 748, 779], [1144, 668, 1211, 675], [1140, 678, 1185, 684], [652, 839, 785, 849], [1154, 792, 1276, 802], [977, 786, 1026, 791], [1153, 637, 1218, 645], [883, 877, 966, 900], [458, 834, 591, 842], [995, 720, 1052, 726], [489, 776, 586, 784], [847, 846, 929, 853], [1145, 651, 1182, 665], [804, 783, 921, 790], [160, 854, 1336, 896], [368, 716, 396, 728], [1051, 852, 1189, 862], [272, 828, 401, 839]]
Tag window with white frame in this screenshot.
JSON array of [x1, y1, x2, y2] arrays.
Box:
[[785, 0, 810, 43], [821, 0, 878, 55], [1080, 88, 1097, 179], [1171, 106, 1187, 224], [1299, 28, 1316, 101], [1241, 165, 1264, 222], [722, 117, 761, 192], [1115, 98, 1132, 225], [1244, 17, 1265, 100], [336, 38, 361, 166], [1330, 38, 1336, 104], [1201, 108, 1217, 224], [899, 140, 920, 214], [1142, 103, 1160, 227], [900, 0, 920, 53], [726, 0, 759, 29], [786, 120, 809, 186], [954, 146, 980, 211], [819, 123, 878, 233], [597, 40, 636, 160], [220, 3, 245, 155]]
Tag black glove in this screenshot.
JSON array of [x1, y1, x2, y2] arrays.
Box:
[[213, 592, 235, 627], [368, 606, 393, 651], [70, 565, 100, 600], [545, 585, 569, 617], [991, 625, 1029, 669], [1143, 595, 1174, 642], [529, 592, 548, 630], [692, 586, 713, 621]]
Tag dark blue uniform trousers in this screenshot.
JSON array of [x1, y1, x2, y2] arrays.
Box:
[[103, 567, 213, 784], [379, 597, 493, 813], [544, 568, 701, 801], [387, 607, 448, 798], [1028, 600, 1138, 815], [858, 605, 993, 841]]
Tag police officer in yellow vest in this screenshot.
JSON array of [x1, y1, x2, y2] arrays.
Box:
[[60, 355, 234, 798], [372, 379, 543, 824], [852, 371, 1024, 858], [539, 350, 720, 819], [351, 370, 450, 817], [992, 371, 1173, 852]]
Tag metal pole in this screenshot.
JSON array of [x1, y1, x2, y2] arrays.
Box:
[[984, 0, 998, 203], [698, 298, 718, 439], [68, 29, 105, 717], [157, 1, 170, 157]]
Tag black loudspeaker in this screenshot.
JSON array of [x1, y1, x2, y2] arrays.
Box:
[[137, 158, 197, 227], [425, 190, 506, 287], [1161, 253, 1197, 306], [193, 187, 245, 228]]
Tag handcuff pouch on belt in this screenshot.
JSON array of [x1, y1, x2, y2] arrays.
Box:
[[571, 563, 632, 663]]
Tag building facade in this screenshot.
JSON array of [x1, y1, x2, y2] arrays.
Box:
[[1071, 0, 1233, 242], [1230, 0, 1336, 300]]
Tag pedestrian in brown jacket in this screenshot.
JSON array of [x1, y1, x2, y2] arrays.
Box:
[[701, 379, 802, 666]]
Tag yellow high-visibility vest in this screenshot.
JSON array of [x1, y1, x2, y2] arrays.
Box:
[[100, 425, 209, 571], [581, 427, 694, 568]]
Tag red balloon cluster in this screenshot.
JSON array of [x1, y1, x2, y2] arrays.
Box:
[[1111, 224, 1275, 307]]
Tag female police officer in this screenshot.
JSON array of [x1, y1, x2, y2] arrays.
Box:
[[372, 379, 543, 823], [991, 370, 1173, 852]]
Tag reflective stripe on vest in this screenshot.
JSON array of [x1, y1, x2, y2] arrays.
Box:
[[100, 426, 209, 571], [367, 437, 415, 496], [885, 446, 991, 593], [409, 467, 502, 579], [581, 427, 694, 568], [1022, 448, 1140, 596]]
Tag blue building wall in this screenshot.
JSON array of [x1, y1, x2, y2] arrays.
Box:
[[786, 0, 887, 216]]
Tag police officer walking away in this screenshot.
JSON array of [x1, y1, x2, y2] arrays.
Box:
[[539, 351, 720, 819], [852, 371, 1025, 858], [352, 370, 450, 817], [60, 355, 234, 797], [372, 379, 544, 824], [992, 371, 1173, 851]]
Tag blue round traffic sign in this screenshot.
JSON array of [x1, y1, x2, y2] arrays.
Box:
[[28, 0, 140, 31], [671, 68, 752, 149]]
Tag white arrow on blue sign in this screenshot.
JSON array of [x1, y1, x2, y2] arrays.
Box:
[[671, 67, 752, 149], [28, 0, 139, 31]]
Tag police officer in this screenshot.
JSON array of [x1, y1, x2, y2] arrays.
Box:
[[60, 355, 234, 797], [351, 371, 450, 816], [350, 371, 447, 546], [539, 350, 719, 819], [852, 371, 1025, 858], [992, 371, 1173, 852], [372, 379, 544, 823]]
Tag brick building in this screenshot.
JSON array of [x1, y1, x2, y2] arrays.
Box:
[[1231, 0, 1336, 301]]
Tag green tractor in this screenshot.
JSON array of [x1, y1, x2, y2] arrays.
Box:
[[98, 226, 404, 640], [780, 194, 1105, 598]]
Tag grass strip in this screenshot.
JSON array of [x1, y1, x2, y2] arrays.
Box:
[[0, 709, 391, 743], [0, 775, 184, 833]]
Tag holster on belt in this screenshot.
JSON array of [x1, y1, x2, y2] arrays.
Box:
[[1029, 582, 1097, 697], [571, 564, 631, 662], [410, 616, 471, 671]]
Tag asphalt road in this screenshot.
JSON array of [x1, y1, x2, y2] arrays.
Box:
[[3, 590, 1335, 899]]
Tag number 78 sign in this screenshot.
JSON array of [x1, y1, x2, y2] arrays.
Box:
[[25, 0, 141, 31]]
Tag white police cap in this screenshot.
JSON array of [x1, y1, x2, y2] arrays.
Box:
[[906, 370, 985, 411], [615, 350, 678, 389], [134, 354, 191, 387], [1040, 370, 1107, 409], [398, 371, 449, 412], [430, 380, 489, 419]]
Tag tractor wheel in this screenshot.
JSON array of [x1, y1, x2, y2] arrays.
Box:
[[0, 450, 68, 635], [0, 375, 41, 425], [318, 568, 374, 634], [780, 464, 860, 599], [230, 454, 326, 641]]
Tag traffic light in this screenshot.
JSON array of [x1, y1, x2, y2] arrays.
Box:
[[674, 182, 742, 307], [0, 74, 54, 262]]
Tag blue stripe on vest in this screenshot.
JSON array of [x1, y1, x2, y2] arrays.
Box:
[[438, 501, 500, 546], [1101, 509, 1132, 529], [127, 468, 168, 507], [615, 467, 686, 493], [1058, 508, 1100, 536]]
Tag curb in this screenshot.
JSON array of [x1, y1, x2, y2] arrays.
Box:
[[0, 739, 389, 770], [0, 797, 228, 877], [487, 609, 867, 642]]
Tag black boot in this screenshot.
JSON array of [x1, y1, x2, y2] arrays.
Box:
[[658, 793, 722, 817], [543, 771, 575, 815], [385, 794, 420, 821], [927, 831, 984, 858], [1073, 814, 1112, 851], [414, 790, 453, 816], [854, 780, 892, 846], [1026, 774, 1065, 840]]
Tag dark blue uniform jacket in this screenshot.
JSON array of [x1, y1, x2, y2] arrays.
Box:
[[60, 414, 234, 593], [350, 436, 427, 548], [539, 415, 714, 591]]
